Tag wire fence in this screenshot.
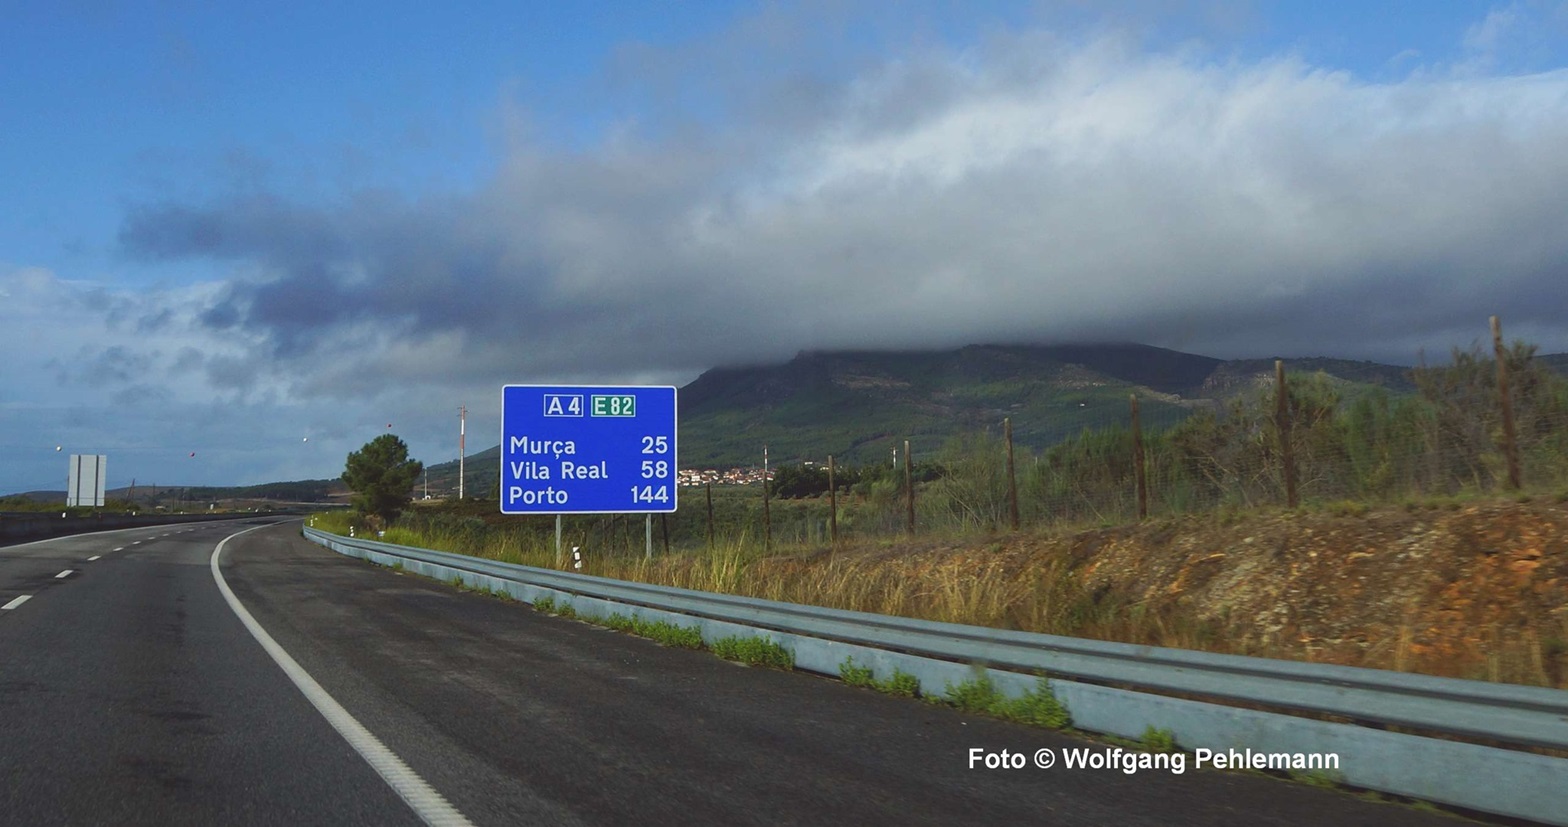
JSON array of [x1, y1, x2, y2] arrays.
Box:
[[751, 334, 1568, 543], [396, 328, 1568, 554]]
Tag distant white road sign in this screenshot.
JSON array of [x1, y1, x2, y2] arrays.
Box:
[[67, 454, 106, 507]]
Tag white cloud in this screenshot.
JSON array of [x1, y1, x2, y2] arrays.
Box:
[[1464, 4, 1524, 56], [115, 31, 1568, 383], [1461, 1, 1568, 72]]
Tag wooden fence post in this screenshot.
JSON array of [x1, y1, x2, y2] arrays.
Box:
[[763, 447, 772, 552], [904, 439, 915, 534], [1131, 395, 1148, 519], [705, 482, 715, 549], [1492, 315, 1522, 490], [1276, 360, 1298, 508], [1005, 418, 1020, 531], [828, 455, 838, 547]]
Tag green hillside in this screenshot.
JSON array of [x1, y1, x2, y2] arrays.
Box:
[[675, 344, 1208, 467], [425, 342, 1473, 492]]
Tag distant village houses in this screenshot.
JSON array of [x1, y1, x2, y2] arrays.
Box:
[[676, 467, 773, 487]]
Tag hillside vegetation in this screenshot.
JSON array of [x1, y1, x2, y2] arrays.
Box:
[[318, 493, 1567, 689], [428, 341, 1436, 490], [328, 338, 1568, 688]]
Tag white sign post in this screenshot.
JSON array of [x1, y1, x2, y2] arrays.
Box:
[[67, 454, 106, 508]]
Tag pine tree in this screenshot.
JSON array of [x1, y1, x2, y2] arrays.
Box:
[[342, 434, 423, 527]]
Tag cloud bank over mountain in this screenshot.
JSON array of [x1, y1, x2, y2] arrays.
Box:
[[117, 33, 1568, 400]]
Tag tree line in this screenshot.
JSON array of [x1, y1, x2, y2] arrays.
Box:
[[340, 337, 1568, 540], [765, 340, 1568, 532]]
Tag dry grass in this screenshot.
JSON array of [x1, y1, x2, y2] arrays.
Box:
[[312, 513, 1567, 690]]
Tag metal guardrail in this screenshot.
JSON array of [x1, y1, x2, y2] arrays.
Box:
[[303, 526, 1568, 824]]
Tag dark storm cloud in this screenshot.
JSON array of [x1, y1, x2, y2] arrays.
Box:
[[116, 32, 1568, 399], [120, 196, 345, 263]]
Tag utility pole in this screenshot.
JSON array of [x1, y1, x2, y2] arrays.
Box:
[[458, 405, 466, 500]]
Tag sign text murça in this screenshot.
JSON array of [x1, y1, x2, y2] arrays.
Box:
[[499, 386, 677, 514]]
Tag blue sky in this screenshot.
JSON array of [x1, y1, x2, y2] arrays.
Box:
[[4, 1, 1568, 494]]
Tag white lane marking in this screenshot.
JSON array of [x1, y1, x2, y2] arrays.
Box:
[[2, 595, 32, 610], [113, 547, 124, 552], [55, 570, 74, 579], [210, 526, 474, 827], [88, 555, 101, 561], [130, 541, 140, 545], [0, 519, 261, 552]]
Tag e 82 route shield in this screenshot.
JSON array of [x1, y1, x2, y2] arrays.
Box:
[[499, 385, 678, 514]]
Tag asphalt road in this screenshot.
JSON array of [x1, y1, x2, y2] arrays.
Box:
[[1, 520, 1478, 825]]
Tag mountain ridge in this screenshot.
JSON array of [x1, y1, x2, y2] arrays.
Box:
[[30, 342, 1545, 500], [429, 341, 1514, 492]]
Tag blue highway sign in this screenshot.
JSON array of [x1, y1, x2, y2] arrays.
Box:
[[500, 385, 678, 514]]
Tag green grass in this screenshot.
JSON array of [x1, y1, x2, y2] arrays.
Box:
[[1287, 768, 1347, 789], [600, 613, 706, 649], [934, 669, 1071, 729], [1141, 726, 1177, 753], [308, 510, 358, 534], [839, 657, 923, 698], [531, 596, 707, 650], [840, 657, 876, 687], [879, 669, 921, 697], [711, 636, 795, 669]]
